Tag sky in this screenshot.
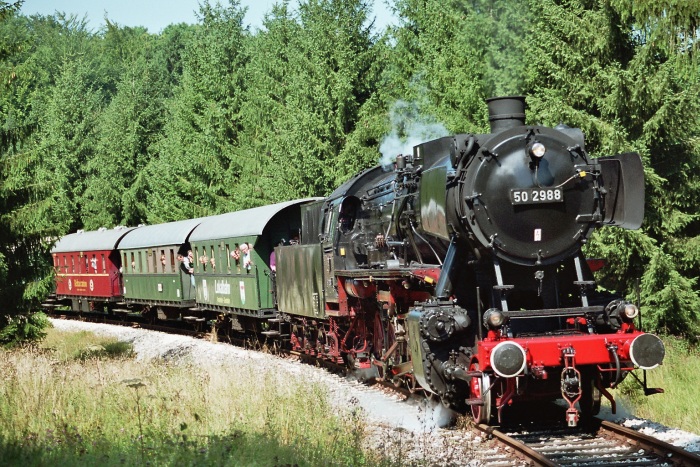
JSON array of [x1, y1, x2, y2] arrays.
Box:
[[19, 0, 397, 34]]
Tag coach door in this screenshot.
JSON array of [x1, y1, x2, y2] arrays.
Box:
[[321, 200, 340, 302]]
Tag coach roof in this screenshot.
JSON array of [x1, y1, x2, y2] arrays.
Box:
[[118, 218, 205, 250], [51, 226, 138, 253], [189, 198, 322, 242]]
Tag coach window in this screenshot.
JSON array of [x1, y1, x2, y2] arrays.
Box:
[[71, 256, 75, 273], [84, 255, 89, 273], [233, 243, 241, 273], [200, 247, 207, 272], [130, 252, 135, 272], [226, 244, 231, 272], [101, 254, 106, 273], [138, 251, 144, 273], [63, 256, 68, 273], [122, 253, 127, 273], [169, 249, 176, 273], [210, 246, 216, 271]]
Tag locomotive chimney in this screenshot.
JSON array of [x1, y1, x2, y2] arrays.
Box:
[[487, 96, 526, 133]]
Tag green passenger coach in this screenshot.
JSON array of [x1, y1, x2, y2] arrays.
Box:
[[188, 198, 322, 318], [118, 218, 204, 319]]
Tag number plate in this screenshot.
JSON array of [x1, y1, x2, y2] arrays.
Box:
[[510, 187, 564, 205]]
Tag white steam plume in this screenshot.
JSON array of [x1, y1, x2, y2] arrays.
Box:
[[379, 100, 450, 168]]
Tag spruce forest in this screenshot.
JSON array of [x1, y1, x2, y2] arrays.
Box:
[[0, 0, 698, 341]]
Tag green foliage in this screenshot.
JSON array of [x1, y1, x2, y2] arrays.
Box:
[[0, 312, 50, 347], [527, 0, 700, 335], [0, 13, 104, 312], [82, 32, 171, 228], [234, 0, 382, 203], [41, 330, 135, 361], [75, 341, 135, 360], [386, 0, 534, 134], [639, 251, 700, 338], [0, 0, 698, 341], [35, 58, 103, 230], [145, 0, 249, 221]]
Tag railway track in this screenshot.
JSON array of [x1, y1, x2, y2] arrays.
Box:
[[52, 313, 202, 337], [474, 418, 700, 466]]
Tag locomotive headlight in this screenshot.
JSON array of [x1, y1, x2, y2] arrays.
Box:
[[629, 333, 665, 370], [623, 303, 639, 320], [483, 309, 507, 329], [490, 341, 527, 378], [529, 142, 546, 159]]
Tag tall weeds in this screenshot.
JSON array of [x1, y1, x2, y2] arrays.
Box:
[[0, 330, 371, 466]]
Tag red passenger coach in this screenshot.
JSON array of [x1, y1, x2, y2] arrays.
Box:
[[51, 226, 137, 312]]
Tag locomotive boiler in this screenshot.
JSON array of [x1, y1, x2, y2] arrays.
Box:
[[275, 96, 665, 426]]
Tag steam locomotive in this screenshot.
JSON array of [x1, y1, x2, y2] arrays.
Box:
[[49, 96, 665, 427]]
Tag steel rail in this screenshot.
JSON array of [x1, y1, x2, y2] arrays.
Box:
[[474, 423, 558, 467], [598, 419, 700, 467]]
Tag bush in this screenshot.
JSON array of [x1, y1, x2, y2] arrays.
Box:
[[0, 312, 51, 348], [76, 341, 135, 360]]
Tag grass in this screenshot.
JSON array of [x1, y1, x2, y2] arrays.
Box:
[[1, 326, 695, 466], [618, 335, 700, 433], [0, 328, 377, 466], [41, 329, 135, 361]]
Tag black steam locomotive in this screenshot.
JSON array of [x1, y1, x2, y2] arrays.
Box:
[[275, 96, 664, 426], [50, 96, 665, 427]]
